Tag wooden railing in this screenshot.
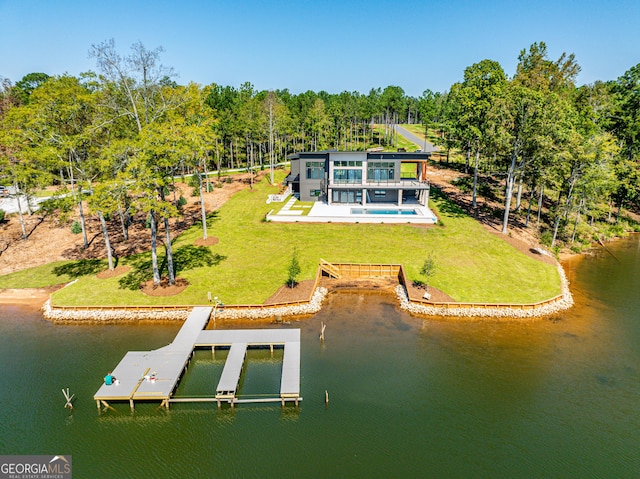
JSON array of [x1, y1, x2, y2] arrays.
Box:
[[319, 259, 340, 279]]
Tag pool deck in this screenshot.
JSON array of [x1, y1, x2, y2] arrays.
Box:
[[94, 307, 302, 410], [267, 201, 437, 224]]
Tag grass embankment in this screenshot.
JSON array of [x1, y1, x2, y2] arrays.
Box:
[[1, 171, 561, 306], [0, 261, 77, 289]]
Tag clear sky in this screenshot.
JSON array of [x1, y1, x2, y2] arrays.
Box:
[[1, 0, 638, 97]]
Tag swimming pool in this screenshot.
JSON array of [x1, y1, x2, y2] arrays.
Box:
[[350, 208, 418, 215]]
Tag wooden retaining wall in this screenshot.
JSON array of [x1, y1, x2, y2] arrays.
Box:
[[49, 265, 323, 313], [395, 263, 564, 310], [47, 261, 567, 317]]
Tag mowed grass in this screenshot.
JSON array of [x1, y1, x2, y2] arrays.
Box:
[[39, 169, 562, 307], [0, 261, 77, 289]]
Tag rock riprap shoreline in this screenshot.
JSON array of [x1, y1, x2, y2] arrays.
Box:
[[43, 264, 572, 322], [395, 264, 574, 319], [43, 288, 329, 323]]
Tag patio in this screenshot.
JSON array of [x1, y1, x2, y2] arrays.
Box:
[[266, 196, 438, 224]]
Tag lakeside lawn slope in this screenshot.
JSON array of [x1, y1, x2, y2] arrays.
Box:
[[1, 171, 561, 306]]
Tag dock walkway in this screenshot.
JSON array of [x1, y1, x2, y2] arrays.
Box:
[[196, 329, 301, 406], [94, 307, 301, 410]]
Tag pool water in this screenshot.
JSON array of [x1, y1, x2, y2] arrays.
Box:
[[350, 208, 418, 215]]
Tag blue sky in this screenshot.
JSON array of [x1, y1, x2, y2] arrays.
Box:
[[1, 0, 638, 96]]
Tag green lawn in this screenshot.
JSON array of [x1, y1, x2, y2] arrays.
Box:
[[1, 171, 561, 306], [0, 261, 78, 289]]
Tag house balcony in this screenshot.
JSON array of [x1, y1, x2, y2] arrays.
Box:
[[327, 178, 430, 190]]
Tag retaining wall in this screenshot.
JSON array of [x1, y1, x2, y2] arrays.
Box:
[[43, 262, 573, 322]]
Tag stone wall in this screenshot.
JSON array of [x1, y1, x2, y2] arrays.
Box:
[[43, 288, 329, 323], [43, 263, 573, 322], [395, 264, 574, 319]]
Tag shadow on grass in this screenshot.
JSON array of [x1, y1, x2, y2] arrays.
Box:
[[52, 259, 105, 278], [200, 211, 220, 229], [431, 187, 467, 218], [118, 245, 226, 290]]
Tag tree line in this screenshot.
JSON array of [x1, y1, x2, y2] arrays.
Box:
[[421, 42, 639, 249], [1, 39, 639, 285]]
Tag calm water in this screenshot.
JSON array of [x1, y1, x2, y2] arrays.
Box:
[[1, 237, 639, 478]]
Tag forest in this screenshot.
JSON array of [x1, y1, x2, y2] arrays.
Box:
[[1, 39, 639, 285]]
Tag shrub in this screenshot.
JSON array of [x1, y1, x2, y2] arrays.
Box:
[[540, 231, 553, 247], [187, 174, 200, 189], [0, 210, 4, 222], [71, 221, 82, 234], [178, 195, 187, 206]]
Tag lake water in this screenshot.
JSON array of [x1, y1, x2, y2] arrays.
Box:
[[1, 236, 639, 478]]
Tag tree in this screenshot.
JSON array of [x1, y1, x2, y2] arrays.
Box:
[[179, 83, 217, 240], [287, 248, 301, 288], [0, 97, 55, 239], [25, 75, 99, 249], [14, 72, 50, 104], [418, 89, 442, 145], [419, 252, 437, 294], [87, 182, 119, 270], [454, 60, 507, 208], [609, 64, 640, 214], [90, 39, 181, 286]]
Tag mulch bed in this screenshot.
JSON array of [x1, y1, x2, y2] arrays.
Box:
[[263, 279, 317, 305], [194, 236, 219, 247], [96, 265, 131, 279], [405, 281, 456, 302], [140, 277, 189, 296], [264, 277, 458, 305]]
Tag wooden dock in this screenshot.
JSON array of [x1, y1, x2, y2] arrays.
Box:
[[94, 307, 302, 410], [195, 329, 301, 407]]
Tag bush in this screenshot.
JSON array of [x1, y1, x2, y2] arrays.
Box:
[[71, 221, 82, 234], [188, 174, 200, 188], [178, 195, 187, 206], [540, 231, 553, 247], [570, 244, 583, 253], [0, 210, 4, 222]]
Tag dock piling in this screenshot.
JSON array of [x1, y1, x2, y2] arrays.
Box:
[[62, 388, 75, 410]]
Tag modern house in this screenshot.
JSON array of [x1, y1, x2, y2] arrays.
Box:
[[286, 150, 432, 207]]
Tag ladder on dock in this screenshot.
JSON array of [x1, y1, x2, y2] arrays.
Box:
[[320, 259, 340, 279]]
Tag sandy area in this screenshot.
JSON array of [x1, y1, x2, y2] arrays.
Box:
[[0, 287, 60, 307]]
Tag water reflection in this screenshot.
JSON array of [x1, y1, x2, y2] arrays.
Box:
[[1, 237, 640, 477]]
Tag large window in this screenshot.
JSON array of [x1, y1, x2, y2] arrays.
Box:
[[334, 160, 363, 167], [367, 161, 395, 182], [332, 190, 362, 203], [333, 168, 362, 184], [306, 161, 325, 180]]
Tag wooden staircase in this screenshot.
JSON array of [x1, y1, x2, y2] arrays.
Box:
[[320, 259, 341, 279]]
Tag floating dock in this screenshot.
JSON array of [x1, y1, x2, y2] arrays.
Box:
[[94, 307, 301, 410]]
